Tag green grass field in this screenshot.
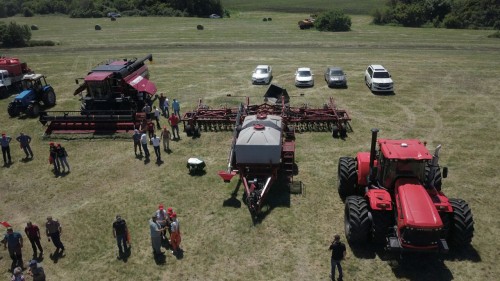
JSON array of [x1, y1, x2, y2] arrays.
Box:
[[0, 11, 499, 281]]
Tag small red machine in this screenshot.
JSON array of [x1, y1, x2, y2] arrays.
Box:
[[338, 129, 474, 253]]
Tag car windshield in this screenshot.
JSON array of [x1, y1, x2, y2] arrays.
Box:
[[256, 69, 268, 74], [373, 71, 390, 78], [298, 71, 311, 77], [330, 70, 344, 76]]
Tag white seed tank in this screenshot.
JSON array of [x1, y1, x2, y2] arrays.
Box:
[[235, 114, 282, 164]]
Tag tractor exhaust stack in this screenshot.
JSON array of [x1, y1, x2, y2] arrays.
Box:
[[369, 128, 379, 184]]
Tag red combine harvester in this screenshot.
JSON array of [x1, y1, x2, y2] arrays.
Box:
[[206, 86, 351, 217], [339, 129, 474, 254], [39, 54, 157, 135], [0, 57, 32, 98]]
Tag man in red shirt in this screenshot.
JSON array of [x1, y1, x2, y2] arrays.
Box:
[[168, 113, 180, 140], [25, 221, 43, 258]]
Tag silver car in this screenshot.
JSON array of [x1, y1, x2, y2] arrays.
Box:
[[252, 65, 272, 85], [324, 67, 347, 88]]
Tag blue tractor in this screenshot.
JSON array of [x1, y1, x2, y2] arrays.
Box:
[[8, 74, 56, 117]]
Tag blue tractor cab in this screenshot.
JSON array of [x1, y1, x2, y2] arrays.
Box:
[[8, 74, 56, 117]]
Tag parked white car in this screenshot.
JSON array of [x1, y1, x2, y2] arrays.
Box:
[[252, 65, 272, 85], [295, 67, 314, 87], [364, 65, 394, 92]]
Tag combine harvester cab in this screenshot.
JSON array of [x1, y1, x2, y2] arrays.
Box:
[[339, 129, 474, 255], [40, 54, 157, 135]]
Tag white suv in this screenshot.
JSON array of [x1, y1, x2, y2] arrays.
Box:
[[365, 65, 393, 92], [295, 67, 314, 87]]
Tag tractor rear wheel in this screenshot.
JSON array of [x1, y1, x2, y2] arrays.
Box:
[[344, 196, 370, 243], [43, 89, 56, 106], [448, 198, 474, 247], [371, 210, 393, 244], [185, 124, 193, 137], [425, 165, 442, 191], [338, 157, 357, 200], [27, 103, 40, 117], [7, 103, 19, 117]]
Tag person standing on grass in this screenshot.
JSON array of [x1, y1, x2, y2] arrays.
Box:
[[156, 205, 168, 243], [45, 216, 65, 254], [161, 126, 171, 152], [151, 134, 161, 162], [153, 106, 161, 129], [140, 131, 150, 159], [143, 103, 151, 120], [158, 93, 166, 116], [11, 266, 25, 281], [56, 144, 70, 173], [169, 212, 181, 255], [147, 120, 155, 139], [112, 215, 129, 258], [163, 98, 170, 117], [1, 132, 12, 165], [150, 216, 164, 257], [172, 98, 180, 117], [16, 132, 33, 159], [2, 227, 24, 269], [27, 260, 46, 281], [49, 143, 60, 175], [24, 221, 43, 257], [168, 113, 180, 140], [329, 234, 346, 281], [132, 129, 142, 156]]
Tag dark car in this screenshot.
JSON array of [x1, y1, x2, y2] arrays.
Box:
[[324, 67, 347, 88]]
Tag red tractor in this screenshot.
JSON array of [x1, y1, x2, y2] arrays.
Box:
[[338, 129, 474, 253]]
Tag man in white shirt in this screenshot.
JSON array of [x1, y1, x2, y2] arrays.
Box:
[[151, 134, 161, 162], [140, 132, 150, 159]]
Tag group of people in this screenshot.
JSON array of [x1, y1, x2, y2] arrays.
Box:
[[150, 204, 182, 258], [133, 127, 171, 163], [1, 132, 34, 166], [48, 142, 70, 175], [2, 217, 65, 280]]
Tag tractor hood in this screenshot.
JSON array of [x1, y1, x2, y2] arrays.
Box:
[[396, 178, 442, 229], [14, 90, 32, 101]]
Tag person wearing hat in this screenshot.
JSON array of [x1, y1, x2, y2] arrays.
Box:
[[156, 205, 168, 243], [153, 106, 161, 129], [1, 132, 12, 165], [158, 93, 166, 116], [56, 144, 70, 173], [45, 216, 65, 254], [2, 227, 24, 269], [328, 234, 346, 281], [49, 143, 60, 175], [16, 132, 33, 160], [163, 97, 170, 117], [132, 129, 142, 156], [168, 112, 180, 140], [24, 221, 43, 258], [169, 212, 181, 255], [112, 215, 129, 258], [27, 259, 46, 281], [11, 266, 25, 281], [140, 131, 150, 159], [172, 98, 180, 118], [149, 215, 165, 257], [161, 126, 171, 152], [151, 134, 162, 162]]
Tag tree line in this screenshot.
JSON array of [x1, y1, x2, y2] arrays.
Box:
[[372, 0, 499, 29], [0, 0, 227, 18]]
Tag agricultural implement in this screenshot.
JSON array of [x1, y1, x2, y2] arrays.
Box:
[[39, 54, 157, 135], [0, 56, 32, 98], [186, 85, 352, 217], [339, 129, 474, 254], [8, 74, 56, 117]]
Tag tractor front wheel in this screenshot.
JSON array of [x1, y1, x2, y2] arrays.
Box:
[[27, 103, 40, 117], [344, 196, 370, 243], [338, 157, 358, 200], [448, 198, 474, 247], [43, 89, 56, 107], [7, 103, 19, 117]]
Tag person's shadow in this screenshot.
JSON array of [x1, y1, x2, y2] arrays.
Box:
[[153, 252, 166, 265], [118, 246, 131, 263], [49, 249, 65, 263]]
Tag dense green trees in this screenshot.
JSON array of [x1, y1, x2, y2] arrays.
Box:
[[372, 0, 499, 29], [0, 0, 226, 18], [0, 21, 32, 47], [315, 10, 351, 32]]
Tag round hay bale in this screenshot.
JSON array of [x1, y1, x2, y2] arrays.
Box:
[[30, 25, 38, 30], [263, 18, 268, 22], [110, 17, 116, 21], [267, 18, 272, 21], [197, 24, 204, 30], [95, 25, 102, 30]]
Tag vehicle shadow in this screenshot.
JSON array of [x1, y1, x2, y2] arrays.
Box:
[[252, 181, 291, 225], [222, 180, 242, 209], [372, 90, 396, 96]]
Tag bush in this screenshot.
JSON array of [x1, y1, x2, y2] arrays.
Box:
[[23, 8, 34, 17], [27, 40, 56, 46], [197, 24, 204, 30], [487, 31, 500, 38], [0, 21, 31, 47], [315, 10, 351, 32]]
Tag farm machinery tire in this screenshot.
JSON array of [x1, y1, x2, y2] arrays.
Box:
[[425, 164, 442, 191], [344, 196, 370, 243], [185, 124, 193, 137], [7, 103, 19, 117], [338, 157, 357, 200], [448, 198, 474, 247], [43, 89, 56, 106], [27, 103, 40, 117], [371, 210, 393, 244]]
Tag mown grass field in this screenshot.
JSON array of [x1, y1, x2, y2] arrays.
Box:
[[0, 11, 499, 281]]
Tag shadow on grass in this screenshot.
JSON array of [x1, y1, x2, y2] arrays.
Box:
[[389, 253, 453, 281], [49, 249, 65, 264], [252, 181, 291, 225], [223, 181, 242, 209], [118, 246, 131, 263], [153, 253, 166, 265], [372, 90, 396, 96]]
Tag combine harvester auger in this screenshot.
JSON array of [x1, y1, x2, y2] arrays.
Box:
[[39, 54, 156, 135], [181, 84, 351, 217]]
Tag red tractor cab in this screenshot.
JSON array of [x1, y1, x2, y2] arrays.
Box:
[[338, 129, 474, 253]]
